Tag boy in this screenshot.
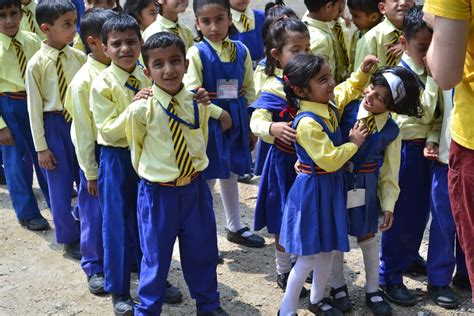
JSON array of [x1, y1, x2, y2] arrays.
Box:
[[0, 0, 50, 231], [19, 0, 44, 39], [329, 14, 351, 83], [90, 14, 182, 315], [126, 31, 227, 316], [353, 0, 415, 70], [64, 7, 117, 296], [25, 0, 84, 260]]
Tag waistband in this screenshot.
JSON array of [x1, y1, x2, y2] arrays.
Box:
[[146, 172, 200, 187], [344, 161, 379, 174], [274, 138, 296, 155], [404, 138, 426, 145], [45, 110, 64, 115], [300, 163, 335, 175], [0, 91, 27, 100]]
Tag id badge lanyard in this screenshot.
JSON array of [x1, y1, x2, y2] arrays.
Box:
[[156, 97, 200, 130]]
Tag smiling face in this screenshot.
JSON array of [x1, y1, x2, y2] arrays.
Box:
[[272, 32, 311, 69], [229, 0, 250, 12], [361, 83, 390, 114], [42, 11, 77, 49], [379, 0, 415, 29], [301, 62, 336, 104], [195, 4, 232, 43], [104, 29, 141, 72], [0, 5, 22, 37]]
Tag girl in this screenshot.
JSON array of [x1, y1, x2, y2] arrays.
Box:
[[142, 0, 194, 51], [250, 17, 310, 293], [278, 53, 377, 316], [85, 0, 121, 11], [184, 0, 264, 248], [123, 0, 158, 31]]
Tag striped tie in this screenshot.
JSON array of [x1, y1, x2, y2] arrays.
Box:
[[56, 51, 72, 122], [386, 30, 402, 66], [23, 8, 36, 33], [360, 115, 376, 134], [12, 38, 27, 80], [126, 75, 140, 95], [240, 13, 251, 32], [169, 24, 179, 36], [334, 22, 348, 61], [168, 98, 196, 178], [223, 40, 236, 62]]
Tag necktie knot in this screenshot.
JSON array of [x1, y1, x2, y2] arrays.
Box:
[[170, 24, 179, 36], [223, 40, 236, 62], [126, 75, 140, 94], [240, 13, 251, 32], [361, 116, 376, 134]]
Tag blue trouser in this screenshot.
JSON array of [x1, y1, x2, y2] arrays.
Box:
[[135, 175, 220, 315], [99, 146, 140, 295], [0, 95, 50, 220], [42, 114, 80, 244], [379, 140, 432, 285], [427, 162, 468, 285]]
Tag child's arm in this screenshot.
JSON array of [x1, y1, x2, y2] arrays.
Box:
[[418, 76, 440, 125], [125, 100, 147, 174], [377, 135, 401, 214], [425, 96, 444, 160]]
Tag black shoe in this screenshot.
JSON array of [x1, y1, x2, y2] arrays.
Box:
[[112, 294, 134, 316], [365, 291, 392, 316], [277, 272, 309, 298], [330, 285, 352, 312], [427, 285, 459, 309], [237, 174, 253, 184], [226, 227, 265, 248], [217, 251, 224, 264], [308, 297, 344, 315], [164, 280, 183, 304], [380, 284, 416, 307], [18, 216, 50, 231], [306, 270, 313, 284], [64, 241, 82, 261], [405, 255, 427, 276], [197, 306, 229, 316], [452, 273, 471, 291], [88, 273, 106, 295]]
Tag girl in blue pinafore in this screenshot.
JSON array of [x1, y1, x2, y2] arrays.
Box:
[[249, 17, 310, 293], [184, 0, 264, 248], [278, 54, 379, 316]]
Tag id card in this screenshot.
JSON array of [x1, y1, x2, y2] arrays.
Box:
[[346, 188, 366, 209], [217, 79, 238, 99]]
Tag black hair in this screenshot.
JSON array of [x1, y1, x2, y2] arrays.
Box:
[[80, 8, 117, 54], [264, 0, 285, 15], [192, 0, 237, 41], [36, 0, 76, 26], [371, 66, 423, 117], [403, 5, 432, 41], [262, 3, 298, 47], [347, 0, 380, 14], [265, 18, 309, 76], [123, 0, 156, 26], [101, 14, 142, 45], [304, 0, 339, 13], [283, 54, 326, 108], [142, 31, 186, 68], [0, 0, 21, 10]]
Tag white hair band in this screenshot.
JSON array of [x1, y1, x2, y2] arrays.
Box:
[[382, 72, 406, 104]]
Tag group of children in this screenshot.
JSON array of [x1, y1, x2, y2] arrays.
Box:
[[0, 0, 472, 315]]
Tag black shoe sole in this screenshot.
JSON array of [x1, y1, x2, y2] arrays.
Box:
[[18, 220, 50, 231], [383, 294, 416, 307]]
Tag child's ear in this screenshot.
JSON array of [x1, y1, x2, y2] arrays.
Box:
[[143, 67, 152, 80], [400, 35, 407, 50], [39, 23, 50, 34], [157, 0, 164, 4], [86, 35, 96, 50], [102, 43, 110, 58], [378, 2, 386, 15], [324, 2, 333, 14], [270, 48, 279, 61], [293, 86, 308, 99], [369, 12, 381, 24]]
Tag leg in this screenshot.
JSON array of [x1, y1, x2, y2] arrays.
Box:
[[330, 251, 352, 312]]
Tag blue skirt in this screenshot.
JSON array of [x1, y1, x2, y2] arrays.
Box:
[[280, 171, 350, 256], [253, 139, 271, 176]]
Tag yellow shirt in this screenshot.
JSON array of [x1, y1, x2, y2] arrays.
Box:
[[231, 7, 256, 32], [20, 2, 45, 40], [72, 34, 87, 54], [184, 38, 256, 119], [254, 62, 267, 98], [427, 90, 453, 164], [64, 56, 107, 181], [424, 0, 474, 150], [126, 84, 210, 182], [354, 18, 401, 71], [26, 42, 86, 151], [142, 15, 195, 52], [349, 29, 366, 73], [90, 62, 151, 148], [328, 18, 351, 83], [296, 68, 371, 172]]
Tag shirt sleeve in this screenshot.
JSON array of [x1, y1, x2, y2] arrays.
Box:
[[25, 61, 47, 152], [125, 101, 147, 175], [334, 67, 371, 115], [377, 134, 401, 212], [418, 76, 440, 125], [423, 0, 471, 20], [427, 101, 443, 144], [243, 47, 256, 104], [354, 33, 377, 71], [250, 109, 275, 143]]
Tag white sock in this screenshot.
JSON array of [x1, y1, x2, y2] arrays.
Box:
[[280, 255, 317, 315], [276, 250, 292, 275], [359, 237, 381, 297], [310, 252, 336, 305], [331, 251, 346, 298]]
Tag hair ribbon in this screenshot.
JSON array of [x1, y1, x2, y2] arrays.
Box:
[[382, 72, 406, 104]]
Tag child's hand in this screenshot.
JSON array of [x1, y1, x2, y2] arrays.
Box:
[[249, 131, 258, 151], [194, 88, 211, 105], [424, 141, 439, 160], [385, 42, 405, 59], [349, 121, 368, 148], [219, 110, 232, 132], [38, 149, 57, 170], [294, 160, 302, 174], [270, 122, 297, 145], [0, 127, 15, 145], [132, 87, 153, 102], [87, 179, 98, 197], [361, 55, 379, 73], [379, 211, 394, 231]]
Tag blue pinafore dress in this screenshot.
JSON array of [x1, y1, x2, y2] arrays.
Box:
[[229, 10, 265, 65], [280, 108, 350, 256], [197, 40, 252, 180]]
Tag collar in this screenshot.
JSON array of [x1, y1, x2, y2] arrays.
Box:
[[87, 55, 108, 72], [381, 17, 400, 34], [302, 14, 332, 34], [40, 41, 73, 60], [0, 31, 25, 49], [401, 52, 426, 77], [356, 106, 390, 131], [152, 84, 190, 109], [22, 1, 36, 12], [299, 100, 332, 119], [203, 37, 231, 54], [231, 7, 253, 23], [111, 62, 142, 86], [274, 67, 283, 78], [157, 14, 179, 28]]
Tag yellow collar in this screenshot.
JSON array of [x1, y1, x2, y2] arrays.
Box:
[[356, 105, 390, 131], [299, 100, 333, 119]]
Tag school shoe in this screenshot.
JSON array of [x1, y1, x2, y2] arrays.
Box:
[[196, 306, 229, 316], [330, 285, 352, 312], [112, 294, 134, 316], [88, 273, 106, 295], [405, 255, 427, 276], [18, 216, 50, 231], [380, 284, 416, 306], [226, 227, 265, 248], [307, 297, 344, 316], [237, 173, 253, 183], [277, 272, 309, 298], [365, 291, 392, 316], [452, 273, 471, 291], [164, 280, 183, 304], [64, 241, 82, 261], [427, 285, 459, 309]]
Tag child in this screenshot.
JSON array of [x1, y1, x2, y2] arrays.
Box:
[[334, 66, 422, 316], [250, 17, 310, 293], [64, 7, 117, 296], [85, 0, 121, 11], [142, 0, 194, 52], [0, 0, 50, 231], [126, 31, 227, 316], [184, 0, 264, 248], [25, 0, 84, 259], [123, 0, 158, 32], [379, 6, 438, 306], [353, 0, 415, 70], [278, 53, 377, 316], [19, 0, 45, 39], [329, 14, 351, 83]]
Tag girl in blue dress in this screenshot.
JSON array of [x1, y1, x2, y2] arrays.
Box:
[[278, 53, 378, 316]]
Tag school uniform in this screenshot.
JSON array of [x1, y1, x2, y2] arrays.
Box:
[[20, 1, 46, 40], [379, 53, 439, 286], [90, 62, 151, 295], [72, 34, 86, 54], [0, 30, 50, 221], [328, 17, 351, 83], [64, 56, 107, 278], [126, 84, 220, 315], [142, 14, 194, 51], [349, 29, 366, 76], [26, 42, 85, 244]]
